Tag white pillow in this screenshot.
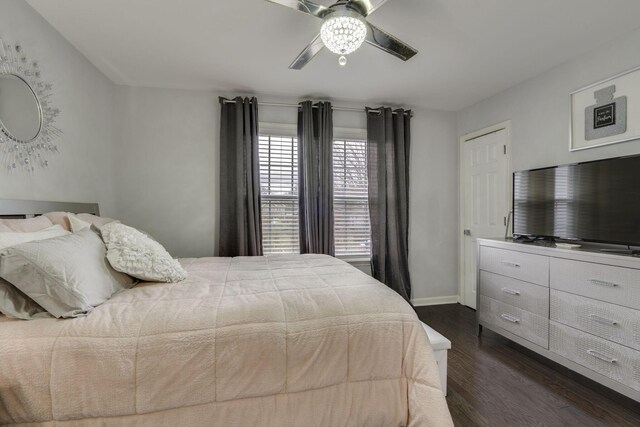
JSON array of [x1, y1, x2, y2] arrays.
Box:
[[0, 225, 70, 251], [68, 213, 92, 233], [0, 224, 71, 319], [0, 229, 135, 318], [100, 222, 187, 283]]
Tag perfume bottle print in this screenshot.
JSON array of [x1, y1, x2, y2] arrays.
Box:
[[584, 85, 627, 141]]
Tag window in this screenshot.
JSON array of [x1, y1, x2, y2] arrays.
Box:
[[258, 126, 371, 259], [259, 134, 300, 254], [333, 138, 371, 257]]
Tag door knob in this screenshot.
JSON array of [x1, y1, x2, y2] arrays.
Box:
[[464, 229, 471, 236]]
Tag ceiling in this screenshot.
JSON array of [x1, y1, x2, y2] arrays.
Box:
[[27, 0, 640, 111]]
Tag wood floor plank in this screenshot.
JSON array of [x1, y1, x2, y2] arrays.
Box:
[[416, 303, 640, 426]]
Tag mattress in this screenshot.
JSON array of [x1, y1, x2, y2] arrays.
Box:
[[0, 254, 452, 426]]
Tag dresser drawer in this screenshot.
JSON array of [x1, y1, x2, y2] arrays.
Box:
[[480, 246, 549, 286], [550, 321, 640, 392], [479, 271, 549, 317], [550, 290, 640, 351], [550, 258, 640, 311], [479, 296, 549, 348]]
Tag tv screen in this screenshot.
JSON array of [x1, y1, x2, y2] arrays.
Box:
[[513, 155, 640, 246]]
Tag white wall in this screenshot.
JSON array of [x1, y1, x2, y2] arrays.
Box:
[[110, 89, 373, 258], [0, 0, 117, 215], [261, 100, 460, 301], [111, 88, 459, 301], [112, 86, 218, 258], [457, 27, 640, 172], [409, 108, 459, 301]]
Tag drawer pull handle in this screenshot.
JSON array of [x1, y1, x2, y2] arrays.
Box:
[[501, 261, 521, 268], [586, 349, 617, 364], [500, 313, 520, 323], [588, 314, 619, 326], [501, 287, 521, 296], [588, 279, 619, 288]]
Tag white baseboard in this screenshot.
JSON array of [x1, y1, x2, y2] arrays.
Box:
[[411, 295, 460, 307]]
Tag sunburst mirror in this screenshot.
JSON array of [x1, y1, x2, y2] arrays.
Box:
[[0, 38, 61, 173]]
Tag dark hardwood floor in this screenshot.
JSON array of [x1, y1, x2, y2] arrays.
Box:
[[415, 303, 640, 427]]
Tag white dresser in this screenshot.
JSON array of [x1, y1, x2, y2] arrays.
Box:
[[477, 238, 640, 402]]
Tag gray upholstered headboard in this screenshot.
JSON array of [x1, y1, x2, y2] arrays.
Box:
[[0, 199, 99, 219]]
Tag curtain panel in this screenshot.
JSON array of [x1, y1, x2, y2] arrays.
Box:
[[218, 96, 263, 257], [366, 107, 412, 302], [297, 101, 335, 255]]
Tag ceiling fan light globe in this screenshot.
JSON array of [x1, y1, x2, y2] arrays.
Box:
[[320, 13, 367, 56]]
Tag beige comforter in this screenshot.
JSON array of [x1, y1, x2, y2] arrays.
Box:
[[0, 255, 452, 426]]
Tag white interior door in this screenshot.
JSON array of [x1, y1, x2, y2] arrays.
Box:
[[462, 129, 509, 309]]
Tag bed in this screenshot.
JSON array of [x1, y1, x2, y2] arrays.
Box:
[[0, 200, 452, 426]]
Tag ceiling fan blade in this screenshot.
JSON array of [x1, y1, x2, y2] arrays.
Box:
[[265, 0, 333, 19], [289, 33, 325, 70], [347, 0, 388, 16], [365, 23, 418, 61]]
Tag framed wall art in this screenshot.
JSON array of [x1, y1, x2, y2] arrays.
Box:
[[570, 65, 640, 151]]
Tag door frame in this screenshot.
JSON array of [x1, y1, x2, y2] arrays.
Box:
[[458, 121, 512, 306]]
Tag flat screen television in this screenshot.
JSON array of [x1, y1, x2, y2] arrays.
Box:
[[512, 154, 640, 246]]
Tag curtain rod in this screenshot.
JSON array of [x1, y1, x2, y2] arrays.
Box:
[[220, 99, 412, 116]]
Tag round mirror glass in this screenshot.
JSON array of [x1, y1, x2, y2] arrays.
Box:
[[0, 74, 42, 142]]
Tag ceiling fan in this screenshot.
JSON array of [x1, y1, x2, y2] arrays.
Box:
[[265, 0, 418, 69]]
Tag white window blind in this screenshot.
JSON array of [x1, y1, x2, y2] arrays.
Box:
[[333, 138, 371, 257], [259, 134, 300, 254]]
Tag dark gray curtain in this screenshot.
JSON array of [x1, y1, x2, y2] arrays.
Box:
[[366, 107, 412, 302], [297, 101, 335, 255], [218, 96, 263, 256]]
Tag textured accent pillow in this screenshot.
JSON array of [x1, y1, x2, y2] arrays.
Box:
[[0, 225, 70, 251], [100, 222, 187, 283], [0, 215, 54, 232], [0, 228, 135, 318], [0, 278, 50, 319]]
